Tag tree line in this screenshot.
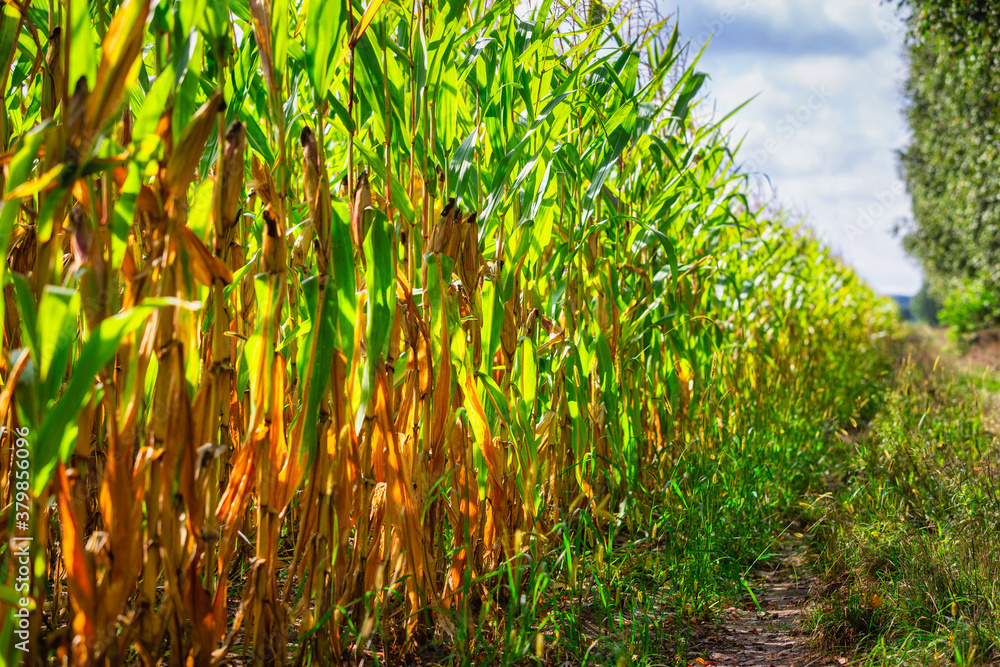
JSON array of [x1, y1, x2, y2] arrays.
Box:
[[900, 0, 1000, 330]]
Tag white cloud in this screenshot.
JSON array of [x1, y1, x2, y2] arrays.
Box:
[[669, 0, 923, 295]]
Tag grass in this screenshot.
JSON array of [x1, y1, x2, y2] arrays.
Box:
[[812, 327, 1000, 666], [383, 320, 895, 666]]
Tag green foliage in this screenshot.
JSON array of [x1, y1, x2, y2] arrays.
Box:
[[937, 278, 999, 336], [901, 0, 1000, 46], [814, 333, 1000, 665], [899, 0, 1000, 329]]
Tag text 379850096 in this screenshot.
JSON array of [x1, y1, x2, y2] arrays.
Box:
[[7, 425, 33, 653]]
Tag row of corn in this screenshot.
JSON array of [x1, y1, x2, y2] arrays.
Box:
[[0, 0, 892, 664]]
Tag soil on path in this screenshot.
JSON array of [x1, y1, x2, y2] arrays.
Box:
[[686, 542, 849, 667]]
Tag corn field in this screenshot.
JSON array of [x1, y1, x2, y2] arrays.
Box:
[[0, 0, 891, 664]]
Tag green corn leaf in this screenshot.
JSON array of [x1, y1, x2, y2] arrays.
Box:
[[477, 371, 511, 430], [295, 275, 337, 463], [11, 274, 37, 375], [0, 1, 21, 79], [36, 286, 80, 405], [330, 201, 358, 364], [304, 0, 344, 94], [200, 0, 231, 41], [67, 0, 98, 91], [0, 123, 50, 358], [110, 164, 140, 271], [33, 300, 173, 494], [480, 279, 503, 374], [449, 124, 478, 206], [355, 142, 415, 224], [271, 0, 288, 86], [356, 207, 395, 432], [671, 71, 706, 133]]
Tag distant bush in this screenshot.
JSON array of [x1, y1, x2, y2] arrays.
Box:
[[910, 282, 940, 325], [937, 279, 999, 336]]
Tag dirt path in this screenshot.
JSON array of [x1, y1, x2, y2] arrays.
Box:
[[686, 542, 848, 667]]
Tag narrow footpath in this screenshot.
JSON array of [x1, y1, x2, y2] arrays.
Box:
[[686, 541, 849, 667]]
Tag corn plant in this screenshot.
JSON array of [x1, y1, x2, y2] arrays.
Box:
[[0, 0, 892, 664]]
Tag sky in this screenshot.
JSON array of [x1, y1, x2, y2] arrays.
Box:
[[665, 0, 924, 296]]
